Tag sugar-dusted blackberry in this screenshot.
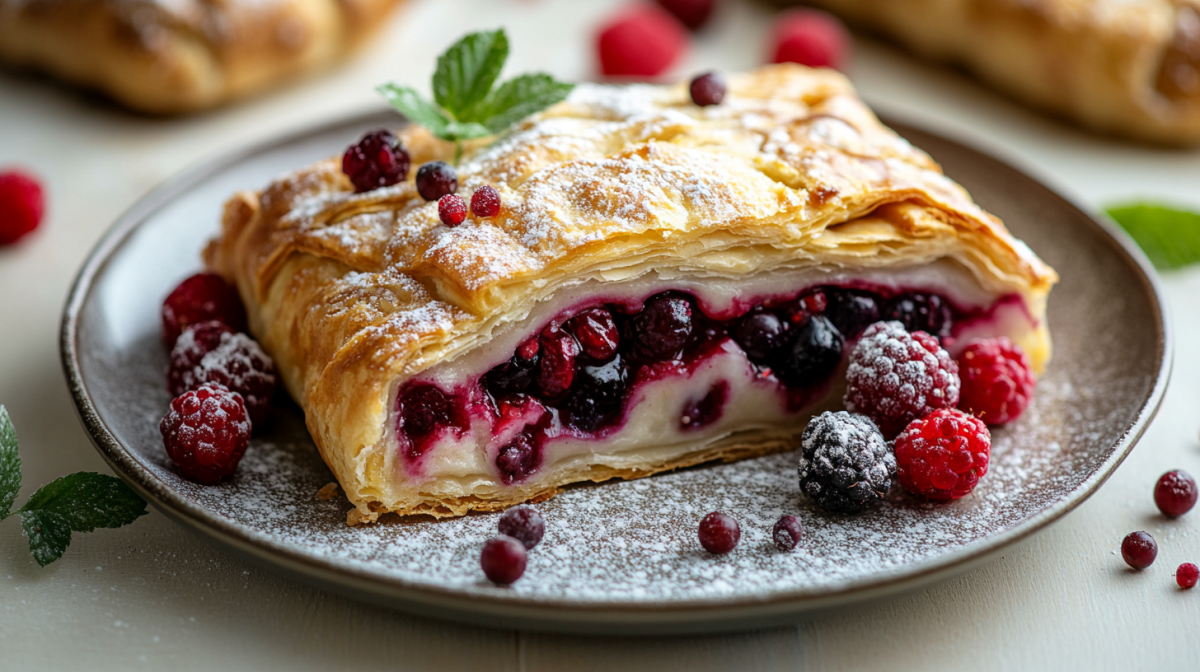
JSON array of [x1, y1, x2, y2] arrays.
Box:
[[798, 411, 895, 513], [776, 315, 843, 387]]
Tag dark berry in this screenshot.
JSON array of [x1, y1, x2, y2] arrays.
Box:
[[776, 315, 843, 387], [563, 355, 628, 432], [628, 294, 693, 361], [734, 310, 786, 364], [1154, 470, 1198, 518], [161, 272, 247, 348], [1121, 531, 1158, 570], [698, 511, 741, 554], [689, 71, 726, 106], [496, 432, 538, 484], [885, 293, 953, 339], [798, 411, 895, 513], [656, 0, 715, 30], [568, 308, 620, 360], [824, 289, 880, 337], [679, 381, 727, 431], [471, 185, 501, 217], [497, 506, 545, 550], [597, 5, 687, 77], [844, 321, 960, 439], [167, 322, 276, 427], [480, 536, 527, 585], [537, 326, 581, 399], [341, 129, 410, 193], [770, 9, 850, 71], [957, 337, 1036, 425], [0, 170, 44, 246], [415, 161, 458, 201], [396, 383, 464, 458], [800, 291, 827, 314], [438, 194, 467, 227], [772, 515, 803, 551], [894, 408, 991, 500], [484, 339, 540, 399], [1178, 562, 1199, 589], [160, 382, 251, 484]]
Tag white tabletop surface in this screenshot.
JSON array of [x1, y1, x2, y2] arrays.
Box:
[[2, 0, 1199, 669]]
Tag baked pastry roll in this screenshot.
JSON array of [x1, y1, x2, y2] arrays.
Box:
[[774, 0, 1200, 145], [205, 64, 1057, 522], [0, 0, 406, 114]]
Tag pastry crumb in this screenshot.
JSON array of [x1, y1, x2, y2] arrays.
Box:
[[316, 482, 339, 500], [347, 509, 364, 526]]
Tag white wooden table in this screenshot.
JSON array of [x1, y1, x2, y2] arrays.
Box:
[[2, 1, 1198, 668]]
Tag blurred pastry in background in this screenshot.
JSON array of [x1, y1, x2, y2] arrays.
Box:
[[766, 0, 1200, 145], [0, 0, 408, 114]]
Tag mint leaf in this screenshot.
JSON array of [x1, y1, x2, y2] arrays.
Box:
[[481, 73, 574, 134], [442, 121, 493, 142], [20, 472, 147, 532], [1106, 203, 1200, 270], [376, 84, 450, 135], [433, 29, 509, 120], [0, 406, 20, 520], [20, 510, 72, 567]]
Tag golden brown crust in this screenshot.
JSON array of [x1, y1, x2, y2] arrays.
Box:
[[778, 0, 1200, 145], [0, 0, 407, 113]]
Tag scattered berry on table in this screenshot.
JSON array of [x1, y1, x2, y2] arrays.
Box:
[[1121, 531, 1158, 570], [161, 272, 247, 348], [160, 382, 251, 484], [1154, 469, 1197, 518], [415, 161, 458, 201], [770, 9, 850, 71], [537, 326, 582, 399], [341, 129, 409, 193], [168, 323, 276, 427], [1177, 562, 1199, 589], [497, 506, 545, 550], [0, 169, 44, 246], [481, 535, 528, 585], [894, 408, 991, 500], [689, 71, 726, 106], [772, 515, 803, 551], [844, 321, 960, 439], [776, 315, 844, 387], [597, 5, 688, 77], [627, 294, 693, 361], [470, 185, 502, 218], [956, 337, 1035, 425], [698, 511, 741, 554], [798, 411, 895, 513], [438, 194, 467, 227], [656, 0, 715, 30]]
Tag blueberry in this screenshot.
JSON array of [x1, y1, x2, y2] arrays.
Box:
[[563, 355, 629, 431], [776, 315, 844, 386], [733, 310, 787, 364], [825, 289, 881, 337]]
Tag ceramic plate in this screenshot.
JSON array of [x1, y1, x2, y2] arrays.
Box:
[[61, 111, 1170, 635]]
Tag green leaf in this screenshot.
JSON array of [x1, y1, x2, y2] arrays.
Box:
[[20, 472, 147, 533], [20, 509, 72, 567], [433, 29, 509, 120], [442, 121, 493, 142], [377, 84, 450, 135], [480, 73, 575, 135], [0, 406, 20, 520], [1106, 203, 1200, 270]]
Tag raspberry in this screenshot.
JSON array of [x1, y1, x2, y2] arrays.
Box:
[[1121, 531, 1157, 570], [798, 411, 895, 513], [470, 185, 501, 218], [894, 408, 991, 500], [628, 294, 693, 361], [415, 161, 458, 201], [0, 170, 44, 246], [497, 506, 545, 550], [689, 71, 726, 106], [438, 194, 467, 227], [770, 9, 850, 71], [480, 536, 527, 585], [697, 511, 740, 554], [597, 5, 688, 77], [167, 324, 276, 427], [341, 129, 410, 193], [772, 514, 803, 551], [161, 272, 247, 348], [656, 0, 714, 30], [160, 382, 251, 484], [1177, 562, 1199, 589], [1154, 469, 1198, 518], [536, 326, 581, 399], [568, 308, 620, 360], [956, 337, 1036, 425], [844, 321, 960, 439]]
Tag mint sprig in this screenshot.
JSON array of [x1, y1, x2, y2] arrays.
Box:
[[1106, 203, 1200, 270], [377, 29, 574, 161], [0, 406, 148, 567]]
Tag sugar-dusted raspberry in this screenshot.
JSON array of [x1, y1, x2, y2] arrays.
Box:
[[498, 506, 545, 550], [438, 194, 467, 227], [470, 185, 501, 218], [597, 5, 688, 77], [161, 272, 247, 347], [341, 129, 409, 193], [798, 411, 895, 513], [698, 511, 740, 554], [1122, 531, 1157, 570], [956, 337, 1035, 425], [656, 0, 714, 30], [894, 408, 991, 500], [481, 535, 527, 585], [1154, 469, 1198, 518], [770, 9, 850, 71], [0, 170, 44, 246], [160, 382, 251, 484], [167, 325, 276, 427], [844, 321, 960, 439], [1177, 562, 1199, 589]]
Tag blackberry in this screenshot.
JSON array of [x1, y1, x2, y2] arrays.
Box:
[[885, 293, 952, 339], [563, 355, 629, 431], [733, 310, 787, 364], [776, 315, 843, 386], [798, 411, 895, 513], [824, 289, 880, 337]]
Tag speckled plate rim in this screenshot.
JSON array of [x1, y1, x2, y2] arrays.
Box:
[[59, 110, 1172, 635]]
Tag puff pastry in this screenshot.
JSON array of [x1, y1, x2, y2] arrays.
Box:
[[772, 0, 1200, 144], [205, 65, 1057, 522], [0, 0, 407, 114]]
